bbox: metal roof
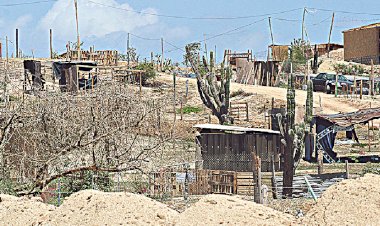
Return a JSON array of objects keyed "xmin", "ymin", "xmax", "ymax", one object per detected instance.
[
  {"xmin": 193, "ymin": 124, "xmax": 280, "ymax": 135},
  {"xmin": 315, "ymin": 108, "xmax": 380, "ymax": 127},
  {"xmin": 343, "ymin": 22, "xmax": 380, "ymax": 33}
]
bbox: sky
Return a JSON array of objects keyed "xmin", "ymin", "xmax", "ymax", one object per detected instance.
[{"xmin": 1, "ymin": 0, "xmax": 380, "ymax": 63}]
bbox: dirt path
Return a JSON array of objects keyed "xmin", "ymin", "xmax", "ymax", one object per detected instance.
[{"xmin": 158, "ymin": 74, "xmax": 380, "ymax": 118}]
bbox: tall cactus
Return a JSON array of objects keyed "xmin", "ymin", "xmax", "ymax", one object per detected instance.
[
  {"xmin": 185, "ymin": 43, "xmax": 232, "ymax": 124},
  {"xmin": 305, "ymin": 79, "xmax": 314, "ymax": 125},
  {"xmin": 283, "ymin": 73, "xmax": 296, "ymax": 198}
]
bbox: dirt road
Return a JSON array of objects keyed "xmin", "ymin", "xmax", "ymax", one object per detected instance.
[{"xmin": 158, "ymin": 74, "xmax": 380, "ymax": 118}]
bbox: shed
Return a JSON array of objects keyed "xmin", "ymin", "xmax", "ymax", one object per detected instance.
[
  {"xmin": 52, "ymin": 61, "xmax": 98, "ymax": 92},
  {"xmin": 194, "ymin": 124, "xmax": 283, "ymax": 172},
  {"xmin": 310, "ymin": 108, "xmax": 380, "ymax": 163},
  {"xmin": 343, "ymin": 22, "xmax": 380, "ymax": 64}
]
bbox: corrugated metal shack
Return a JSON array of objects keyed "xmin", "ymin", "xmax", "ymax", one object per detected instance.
[{"xmin": 194, "ymin": 124, "xmax": 283, "ymax": 172}]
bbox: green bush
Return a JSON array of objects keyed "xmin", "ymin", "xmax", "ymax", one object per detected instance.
[
  {"xmin": 178, "ymin": 105, "xmax": 202, "ymax": 114},
  {"xmin": 135, "ymin": 62, "xmax": 156, "ymax": 85},
  {"xmin": 361, "ymin": 163, "xmax": 380, "ymax": 175},
  {"xmin": 0, "ymin": 179, "xmax": 17, "ymax": 195}
]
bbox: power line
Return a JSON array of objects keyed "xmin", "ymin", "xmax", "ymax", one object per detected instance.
[
  {"xmin": 87, "ymin": 0, "xmax": 302, "ymax": 20},
  {"xmin": 130, "ymin": 33, "xmax": 160, "ymax": 41},
  {"xmin": 0, "ymin": 0, "xmax": 57, "ymax": 7},
  {"xmin": 307, "ymin": 7, "xmax": 380, "ymax": 16}
]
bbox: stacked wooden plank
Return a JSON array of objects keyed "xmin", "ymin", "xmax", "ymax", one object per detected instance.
[{"xmin": 236, "ymin": 172, "xmax": 254, "ymax": 195}]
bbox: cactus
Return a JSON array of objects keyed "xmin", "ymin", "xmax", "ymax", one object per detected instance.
[
  {"xmin": 305, "ymin": 79, "xmax": 314, "ymax": 125},
  {"xmin": 185, "ymin": 43, "xmax": 232, "ymax": 124}
]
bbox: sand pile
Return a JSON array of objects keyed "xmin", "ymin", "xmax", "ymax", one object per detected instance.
[
  {"xmin": 0, "ymin": 194, "xmax": 55, "ymax": 225},
  {"xmin": 175, "ymin": 194, "xmax": 295, "ymax": 226},
  {"xmin": 40, "ymin": 190, "xmax": 179, "ymax": 225},
  {"xmin": 302, "ymin": 173, "xmax": 380, "ymax": 226}
]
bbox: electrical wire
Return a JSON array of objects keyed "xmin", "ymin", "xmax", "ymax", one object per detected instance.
[
  {"xmin": 87, "ymin": 0, "xmax": 302, "ymax": 21},
  {"xmin": 0, "ymin": 0, "xmax": 57, "ymax": 7},
  {"xmin": 307, "ymin": 7, "xmax": 380, "ymax": 16}
]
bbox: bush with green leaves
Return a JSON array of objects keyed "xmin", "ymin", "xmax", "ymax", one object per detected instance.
[
  {"xmin": 135, "ymin": 62, "xmax": 156, "ymax": 85},
  {"xmin": 177, "ymin": 105, "xmax": 202, "ymax": 114}
]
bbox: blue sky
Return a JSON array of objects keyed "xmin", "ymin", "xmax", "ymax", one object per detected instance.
[{"xmin": 1, "ymin": 0, "xmax": 380, "ymax": 62}]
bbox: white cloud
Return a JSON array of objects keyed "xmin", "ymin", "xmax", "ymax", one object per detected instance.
[
  {"xmin": 38, "ymin": 0, "xmax": 159, "ymax": 41},
  {"xmin": 13, "ymin": 15, "xmax": 33, "ymax": 29}
]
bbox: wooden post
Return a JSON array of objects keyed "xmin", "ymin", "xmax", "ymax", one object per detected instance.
[
  {"xmin": 15, "ymin": 28, "xmax": 19, "ymax": 58},
  {"xmin": 345, "ymin": 160, "xmax": 349, "ymax": 179},
  {"xmin": 327, "ymin": 12, "xmax": 335, "ymax": 58},
  {"xmin": 74, "ymin": 0, "xmax": 81, "ymax": 61},
  {"xmin": 6, "ymin": 36, "xmax": 8, "ymax": 64},
  {"xmin": 318, "ymin": 150, "xmax": 324, "ymax": 174},
  {"xmin": 127, "ymin": 33, "xmax": 130, "ymax": 69},
  {"xmin": 252, "ymin": 153, "xmax": 262, "ymax": 204},
  {"xmin": 360, "ymin": 80, "xmax": 363, "ymax": 100},
  {"xmin": 173, "ymin": 72, "xmax": 176, "ymax": 122},
  {"xmin": 180, "ymin": 97, "xmax": 183, "ymax": 121},
  {"xmin": 139, "ymin": 72, "xmax": 142, "ymax": 96},
  {"xmin": 368, "ymin": 121, "xmax": 371, "ymax": 152},
  {"xmin": 50, "ymin": 29, "xmax": 53, "ymax": 59},
  {"xmin": 246, "ymin": 102, "xmax": 249, "ymax": 122},
  {"xmin": 0, "ymin": 41, "xmax": 2, "ymax": 59},
  {"xmin": 271, "ymin": 155, "xmax": 278, "ymax": 199},
  {"xmin": 161, "ymin": 37, "xmax": 164, "ymax": 71},
  {"xmin": 370, "ymin": 59, "xmax": 374, "ymax": 96}
]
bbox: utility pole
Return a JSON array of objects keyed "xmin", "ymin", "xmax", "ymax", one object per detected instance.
[
  {"xmin": 203, "ymin": 34, "xmax": 208, "ymax": 62},
  {"xmin": 127, "ymin": 32, "xmax": 130, "ymax": 68},
  {"xmin": 268, "ymin": 17, "xmax": 275, "ymax": 60},
  {"xmin": 74, "ymin": 0, "xmax": 81, "ymax": 61},
  {"xmin": 50, "ymin": 29, "xmax": 53, "ymax": 59},
  {"xmin": 6, "ymin": 36, "xmax": 8, "ymax": 64},
  {"xmin": 327, "ymin": 12, "xmax": 335, "ymax": 58},
  {"xmin": 161, "ymin": 37, "xmax": 164, "ymax": 71},
  {"xmin": 301, "ymin": 7, "xmax": 306, "ymax": 42},
  {"xmin": 15, "ymin": 29, "xmax": 19, "ymax": 58}
]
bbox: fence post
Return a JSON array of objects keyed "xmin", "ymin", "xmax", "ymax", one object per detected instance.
[
  {"xmin": 252, "ymin": 153, "xmax": 262, "ymax": 204},
  {"xmin": 180, "ymin": 97, "xmax": 183, "ymax": 121},
  {"xmin": 57, "ymin": 178, "xmax": 61, "ymax": 206},
  {"xmin": 345, "ymin": 160, "xmax": 349, "ymax": 179},
  {"xmin": 245, "ymin": 102, "xmax": 249, "ymax": 121},
  {"xmin": 318, "ymin": 150, "xmax": 324, "ymax": 175},
  {"xmin": 271, "ymin": 155, "xmax": 278, "ymax": 199}
]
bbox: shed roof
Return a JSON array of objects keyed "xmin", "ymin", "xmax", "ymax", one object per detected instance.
[
  {"xmin": 315, "ymin": 107, "xmax": 380, "ymax": 128},
  {"xmin": 193, "ymin": 124, "xmax": 280, "ymax": 134},
  {"xmin": 343, "ymin": 22, "xmax": 380, "ymax": 33}
]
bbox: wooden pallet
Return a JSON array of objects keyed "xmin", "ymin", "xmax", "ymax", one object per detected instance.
[{"xmin": 236, "ymin": 172, "xmax": 254, "ymax": 195}]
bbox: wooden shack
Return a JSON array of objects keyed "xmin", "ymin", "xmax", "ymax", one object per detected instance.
[
  {"xmin": 343, "ymin": 22, "xmax": 380, "ymax": 64},
  {"xmin": 194, "ymin": 124, "xmax": 283, "ymax": 172}
]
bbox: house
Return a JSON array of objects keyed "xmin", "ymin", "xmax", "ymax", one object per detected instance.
[
  {"xmin": 315, "ymin": 43, "xmax": 344, "ymax": 56},
  {"xmin": 194, "ymin": 124, "xmax": 283, "ymax": 172},
  {"xmin": 343, "ymin": 23, "xmax": 380, "ymax": 64},
  {"xmin": 60, "ymin": 49, "xmax": 119, "ymax": 66},
  {"xmin": 269, "ymin": 44, "xmax": 289, "ymax": 61}
]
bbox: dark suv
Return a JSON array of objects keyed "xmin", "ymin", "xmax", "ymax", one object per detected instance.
[{"xmin": 312, "ymin": 73, "xmax": 353, "ymax": 94}]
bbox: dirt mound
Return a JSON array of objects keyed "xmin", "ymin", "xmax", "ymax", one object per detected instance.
[
  {"xmin": 0, "ymin": 194, "xmax": 55, "ymax": 225},
  {"xmin": 40, "ymin": 190, "xmax": 179, "ymax": 225},
  {"xmin": 175, "ymin": 194, "xmax": 296, "ymax": 226},
  {"xmin": 302, "ymin": 173, "xmax": 380, "ymax": 225}
]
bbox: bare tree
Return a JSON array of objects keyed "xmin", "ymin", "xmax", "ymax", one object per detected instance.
[{"xmin": 1, "ymin": 81, "xmax": 173, "ymax": 194}]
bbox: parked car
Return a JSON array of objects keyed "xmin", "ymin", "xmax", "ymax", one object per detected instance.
[{"xmin": 312, "ymin": 73, "xmax": 353, "ymax": 94}]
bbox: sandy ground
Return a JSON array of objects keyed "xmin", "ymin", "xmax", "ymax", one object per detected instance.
[
  {"xmin": 301, "ymin": 173, "xmax": 380, "ymax": 226},
  {"xmin": 175, "ymin": 194, "xmax": 296, "ymax": 226},
  {"xmin": 1, "ymin": 174, "xmax": 379, "ymax": 225}
]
